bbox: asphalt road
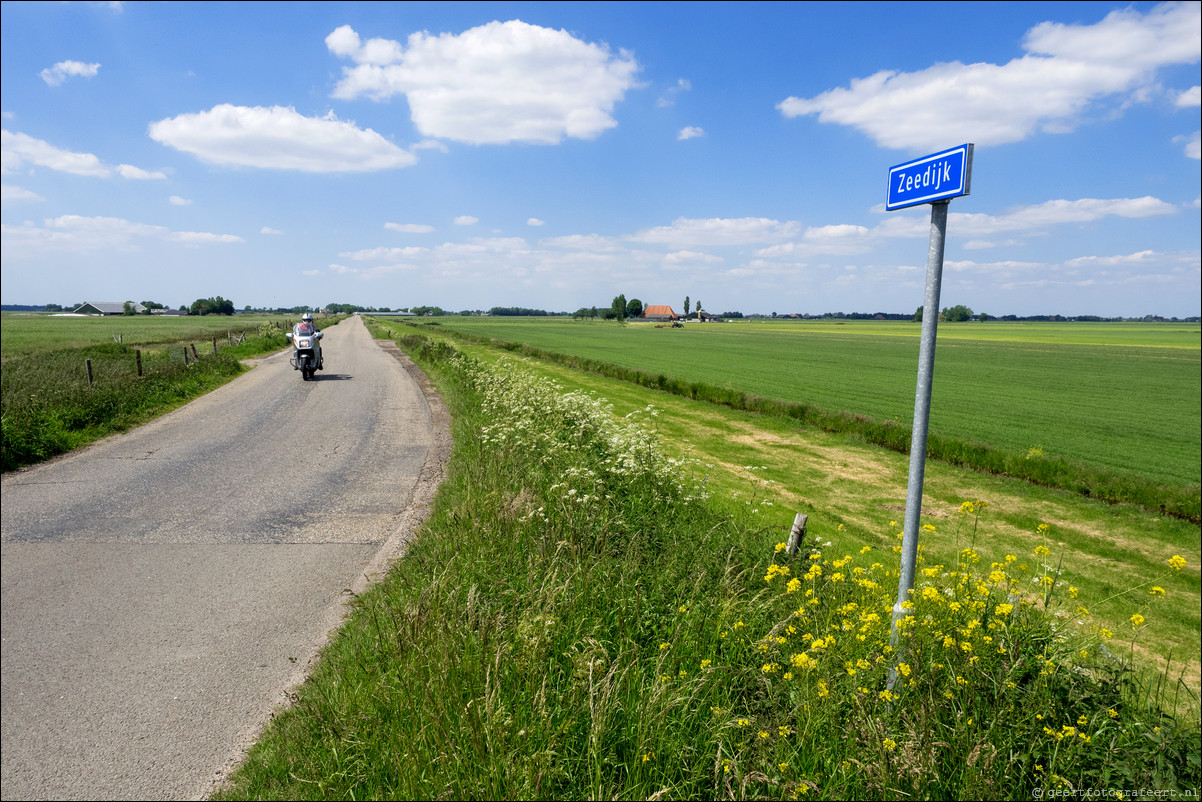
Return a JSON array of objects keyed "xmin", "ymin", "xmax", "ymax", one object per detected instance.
[{"xmin": 1, "ymin": 316, "xmax": 449, "ymax": 800}]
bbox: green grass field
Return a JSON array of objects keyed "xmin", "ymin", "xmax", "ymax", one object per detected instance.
[
  {"xmin": 0, "ymin": 311, "xmax": 296, "ymax": 358},
  {"xmin": 426, "ymin": 318, "xmax": 1201, "ymax": 490}
]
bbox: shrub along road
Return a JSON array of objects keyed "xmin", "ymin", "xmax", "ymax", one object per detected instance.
[{"xmin": 0, "ymin": 316, "xmax": 449, "ymax": 800}]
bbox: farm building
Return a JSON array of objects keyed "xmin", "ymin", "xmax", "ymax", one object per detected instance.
[
  {"xmin": 72, "ymin": 302, "xmax": 146, "ymax": 316},
  {"xmin": 641, "ymin": 305, "xmax": 679, "ymax": 322}
]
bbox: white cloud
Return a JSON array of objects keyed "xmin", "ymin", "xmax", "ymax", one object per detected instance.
[
  {"xmin": 964, "ymin": 239, "xmax": 1023, "ymax": 250},
  {"xmin": 526, "ymin": 217, "xmax": 545, "ymax": 227},
  {"xmin": 756, "ymin": 224, "xmax": 876, "ymax": 257},
  {"xmin": 261, "ymin": 226, "xmax": 283, "ymax": 235},
  {"xmin": 661, "ymin": 250, "xmax": 724, "ymax": 271},
  {"xmin": 168, "ymin": 195, "xmax": 191, "ymax": 206},
  {"xmin": 1176, "ymin": 130, "xmax": 1201, "ymax": 159},
  {"xmin": 148, "ymin": 105, "xmax": 417, "ymax": 172},
  {"xmin": 339, "ymin": 245, "xmax": 427, "ymax": 261},
  {"xmin": 1176, "ymin": 85, "xmax": 1202, "ymax": 107},
  {"xmin": 385, "ymin": 222, "xmax": 435, "ymax": 233},
  {"xmin": 2, "ymin": 130, "xmax": 165, "ymax": 179},
  {"xmin": 39, "ymin": 61, "xmax": 100, "ymax": 87},
  {"xmin": 1, "ymin": 185, "xmax": 44, "ymax": 204},
  {"xmin": 677, "ymin": 126, "xmax": 704, "ymax": 141},
  {"xmin": 657, "ymin": 78, "xmax": 691, "ymax": 108},
  {"xmin": 115, "ymin": 164, "xmax": 166, "ymax": 179},
  {"xmin": 2, "ymin": 129, "xmax": 150, "ymax": 178},
  {"xmin": 453, "ymin": 215, "xmax": 479, "ymax": 226},
  {"xmin": 950, "ymin": 196, "xmax": 1177, "ymax": 235},
  {"xmin": 778, "ymin": 2, "xmax": 1201, "ymax": 150},
  {"xmin": 327, "ymin": 21, "xmax": 640, "ymax": 145},
  {"xmin": 629, "ymin": 216, "xmax": 801, "ymax": 247},
  {"xmin": 1, "ymin": 214, "xmax": 242, "ymax": 257}
]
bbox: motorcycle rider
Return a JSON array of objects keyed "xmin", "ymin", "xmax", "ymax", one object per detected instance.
[{"xmin": 293, "ymin": 312, "xmax": 323, "ymax": 370}]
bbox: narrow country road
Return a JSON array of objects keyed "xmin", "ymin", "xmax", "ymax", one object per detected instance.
[{"xmin": 1, "ymin": 316, "xmax": 448, "ymax": 800}]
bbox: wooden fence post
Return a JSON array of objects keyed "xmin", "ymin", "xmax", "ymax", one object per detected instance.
[
  {"xmin": 136, "ymin": 349, "xmax": 143, "ymax": 377},
  {"xmin": 191, "ymin": 343, "xmax": 199, "ymax": 360},
  {"xmin": 86, "ymin": 358, "xmax": 94, "ymax": 388},
  {"xmin": 212, "ymin": 338, "xmax": 218, "ymax": 355},
  {"xmin": 183, "ymin": 346, "xmax": 189, "ymax": 365},
  {"xmin": 786, "ymin": 513, "xmax": 808, "ymax": 556}
]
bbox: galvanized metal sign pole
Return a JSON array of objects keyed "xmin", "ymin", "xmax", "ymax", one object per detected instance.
[{"xmin": 884, "ymin": 144, "xmax": 973, "ymax": 687}]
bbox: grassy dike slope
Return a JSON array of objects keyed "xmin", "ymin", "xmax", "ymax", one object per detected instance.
[{"xmin": 215, "ymin": 323, "xmax": 1200, "ymax": 801}]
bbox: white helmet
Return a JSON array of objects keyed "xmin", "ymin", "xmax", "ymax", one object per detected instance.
[{"xmin": 301, "ymin": 313, "xmax": 313, "ymax": 322}]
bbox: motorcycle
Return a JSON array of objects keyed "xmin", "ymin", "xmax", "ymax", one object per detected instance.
[{"xmin": 286, "ymin": 325, "xmax": 323, "ymax": 381}]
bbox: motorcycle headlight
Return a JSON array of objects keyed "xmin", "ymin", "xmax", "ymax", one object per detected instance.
[{"xmin": 297, "ymin": 337, "xmax": 311, "ymax": 348}]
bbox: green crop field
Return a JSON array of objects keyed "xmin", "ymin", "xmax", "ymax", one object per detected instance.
[
  {"xmin": 0, "ymin": 311, "xmax": 297, "ymax": 358},
  {"xmin": 2, "ymin": 310, "xmax": 310, "ymax": 358},
  {"xmin": 424, "ymin": 317, "xmax": 1201, "ymax": 490}
]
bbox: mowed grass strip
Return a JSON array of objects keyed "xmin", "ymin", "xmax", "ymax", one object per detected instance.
[{"xmin": 429, "ymin": 317, "xmax": 1201, "ymax": 490}]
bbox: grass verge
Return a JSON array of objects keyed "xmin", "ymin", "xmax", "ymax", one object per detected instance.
[{"xmin": 214, "ymin": 329, "xmax": 1200, "ymax": 800}]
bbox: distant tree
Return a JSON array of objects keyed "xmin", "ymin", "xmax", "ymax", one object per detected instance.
[
  {"xmin": 626, "ymin": 298, "xmax": 643, "ymax": 318},
  {"xmin": 942, "ymin": 304, "xmax": 973, "ymax": 322},
  {"xmin": 914, "ymin": 306, "xmax": 923, "ymax": 322},
  {"xmin": 45, "ymin": 303, "xmax": 64, "ymax": 312},
  {"xmin": 123, "ymin": 301, "xmax": 136, "ymax": 316},
  {"xmin": 978, "ymin": 311, "xmax": 991, "ymax": 322},
  {"xmin": 190, "ymin": 296, "xmax": 235, "ymax": 315},
  {"xmin": 684, "ymin": 296, "xmax": 691, "ymax": 316},
  {"xmin": 611, "ymin": 294, "xmax": 627, "ymax": 321}
]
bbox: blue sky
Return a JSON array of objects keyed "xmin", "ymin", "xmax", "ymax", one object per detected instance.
[{"xmin": 2, "ymin": 1, "xmax": 1199, "ymax": 316}]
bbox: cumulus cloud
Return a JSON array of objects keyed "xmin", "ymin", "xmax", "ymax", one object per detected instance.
[
  {"xmin": 526, "ymin": 217, "xmax": 545, "ymax": 227},
  {"xmin": 453, "ymin": 215, "xmax": 479, "ymax": 226},
  {"xmin": 385, "ymin": 222, "xmax": 435, "ymax": 233},
  {"xmin": 168, "ymin": 195, "xmax": 191, "ymax": 206},
  {"xmin": 39, "ymin": 60, "xmax": 100, "ymax": 87},
  {"xmin": 326, "ymin": 21, "xmax": 640, "ymax": 145},
  {"xmin": 1, "ymin": 214, "xmax": 242, "ymax": 257},
  {"xmin": 677, "ymin": 126, "xmax": 704, "ymax": 141},
  {"xmin": 778, "ymin": 2, "xmax": 1201, "ymax": 149},
  {"xmin": 148, "ymin": 105, "xmax": 417, "ymax": 172},
  {"xmin": 2, "ymin": 129, "xmax": 164, "ymax": 178},
  {"xmin": 261, "ymin": 226, "xmax": 283, "ymax": 235}
]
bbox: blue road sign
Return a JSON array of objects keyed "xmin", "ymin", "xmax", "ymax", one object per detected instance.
[{"xmin": 886, "ymin": 144, "xmax": 973, "ymax": 211}]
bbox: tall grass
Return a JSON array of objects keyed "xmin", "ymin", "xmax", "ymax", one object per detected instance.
[{"xmin": 215, "ymin": 330, "xmax": 1200, "ymax": 801}]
